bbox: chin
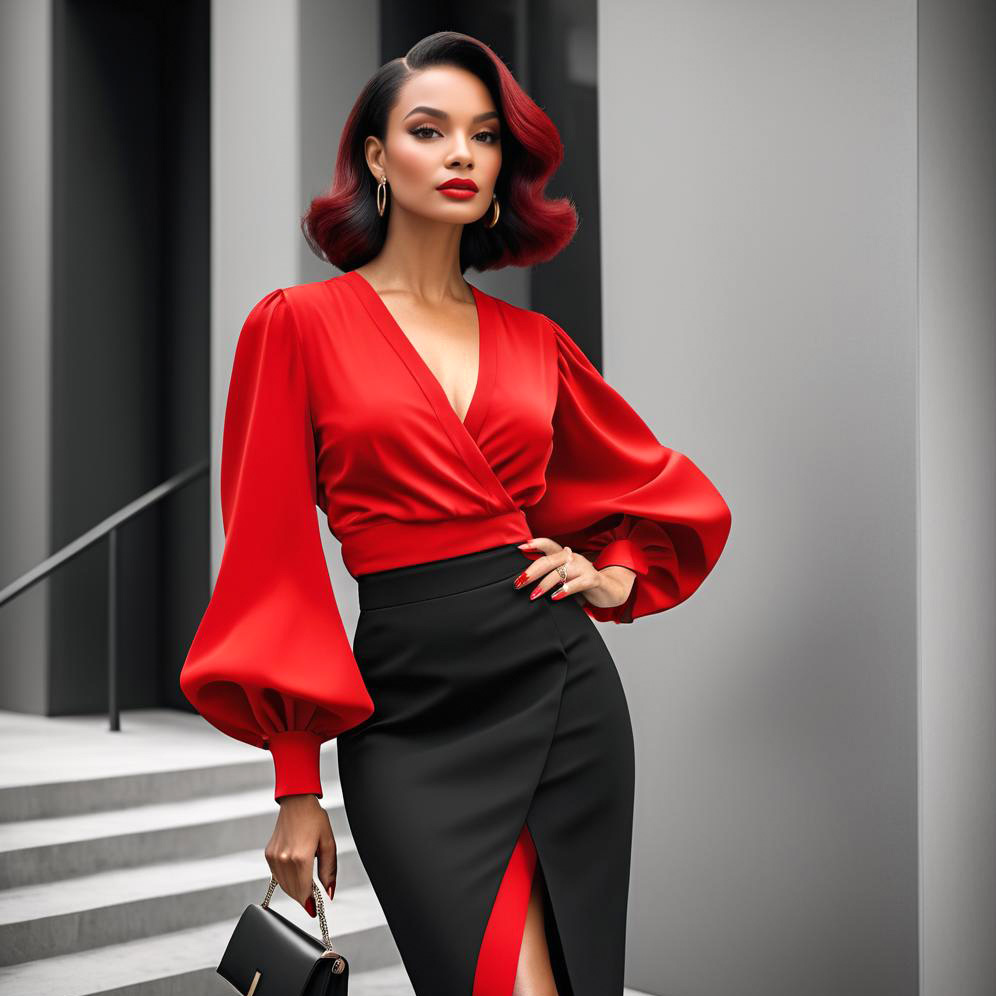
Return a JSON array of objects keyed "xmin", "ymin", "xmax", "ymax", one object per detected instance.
[{"xmin": 420, "ymin": 204, "xmax": 485, "ymax": 225}]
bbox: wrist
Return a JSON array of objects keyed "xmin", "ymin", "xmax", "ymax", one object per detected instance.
[
  {"xmin": 597, "ymin": 565, "xmax": 638, "ymax": 608},
  {"xmin": 277, "ymin": 792, "xmax": 321, "ymax": 806},
  {"xmin": 598, "ymin": 565, "xmax": 637, "ymax": 584}
]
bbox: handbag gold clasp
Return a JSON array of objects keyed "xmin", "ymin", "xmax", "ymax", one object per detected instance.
[{"xmin": 320, "ymin": 950, "xmax": 346, "ymax": 973}]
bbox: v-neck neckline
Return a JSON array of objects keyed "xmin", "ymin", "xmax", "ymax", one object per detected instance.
[
  {"xmin": 345, "ymin": 268, "xmax": 492, "ymax": 435},
  {"xmin": 340, "ymin": 268, "xmax": 517, "ymax": 513}
]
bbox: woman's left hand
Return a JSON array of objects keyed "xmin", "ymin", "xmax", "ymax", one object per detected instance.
[{"xmin": 513, "ymin": 537, "xmax": 636, "ymax": 611}]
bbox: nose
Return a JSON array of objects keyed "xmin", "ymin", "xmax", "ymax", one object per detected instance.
[{"xmin": 446, "ymin": 129, "xmax": 474, "ymax": 169}]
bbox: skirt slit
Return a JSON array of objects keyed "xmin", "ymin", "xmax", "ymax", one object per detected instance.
[
  {"xmin": 528, "ymin": 820, "xmax": 577, "ymax": 996},
  {"xmin": 471, "ymin": 823, "xmax": 537, "ymax": 996}
]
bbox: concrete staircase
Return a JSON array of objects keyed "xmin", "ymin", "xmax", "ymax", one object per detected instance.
[
  {"xmin": 0, "ymin": 708, "xmax": 653, "ymax": 996},
  {"xmin": 0, "ymin": 708, "xmax": 409, "ymax": 995}
]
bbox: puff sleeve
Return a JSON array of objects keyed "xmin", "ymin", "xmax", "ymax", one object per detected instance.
[
  {"xmin": 180, "ymin": 289, "xmax": 374, "ymax": 801},
  {"xmin": 524, "ymin": 317, "xmax": 732, "ymax": 624}
]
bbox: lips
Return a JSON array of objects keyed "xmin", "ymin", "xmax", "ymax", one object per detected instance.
[{"xmin": 436, "ymin": 178, "xmax": 478, "ymax": 192}]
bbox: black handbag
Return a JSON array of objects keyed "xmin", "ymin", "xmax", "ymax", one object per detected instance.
[{"xmin": 217, "ymin": 874, "xmax": 349, "ymax": 995}]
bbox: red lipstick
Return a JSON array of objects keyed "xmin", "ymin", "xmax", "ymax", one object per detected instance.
[{"xmin": 436, "ymin": 177, "xmax": 478, "ymax": 200}]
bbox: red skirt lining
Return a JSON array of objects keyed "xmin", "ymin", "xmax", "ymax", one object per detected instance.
[{"xmin": 471, "ymin": 822, "xmax": 538, "ymax": 996}]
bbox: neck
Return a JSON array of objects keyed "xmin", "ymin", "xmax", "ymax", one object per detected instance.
[{"xmin": 359, "ymin": 205, "xmax": 472, "ymax": 304}]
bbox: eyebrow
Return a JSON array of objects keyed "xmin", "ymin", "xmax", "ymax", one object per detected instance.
[{"xmin": 402, "ymin": 105, "xmax": 500, "ymax": 124}]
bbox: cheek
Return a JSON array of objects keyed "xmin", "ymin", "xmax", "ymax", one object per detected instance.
[
  {"xmin": 477, "ymin": 144, "xmax": 501, "ymax": 189},
  {"xmin": 391, "ymin": 142, "xmax": 436, "ymax": 185}
]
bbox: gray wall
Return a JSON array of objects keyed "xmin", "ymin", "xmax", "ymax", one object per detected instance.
[
  {"xmin": 0, "ymin": 0, "xmax": 53, "ymax": 712},
  {"xmin": 918, "ymin": 0, "xmax": 996, "ymax": 993},
  {"xmin": 299, "ymin": 0, "xmax": 380, "ymax": 287},
  {"xmin": 599, "ymin": 2, "xmax": 920, "ymax": 994}
]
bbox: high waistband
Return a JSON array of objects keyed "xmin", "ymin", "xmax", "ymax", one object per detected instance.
[{"xmin": 357, "ymin": 542, "xmax": 531, "ymax": 612}]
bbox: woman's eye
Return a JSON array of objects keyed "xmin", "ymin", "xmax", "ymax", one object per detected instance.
[{"xmin": 409, "ymin": 125, "xmax": 499, "ymax": 143}]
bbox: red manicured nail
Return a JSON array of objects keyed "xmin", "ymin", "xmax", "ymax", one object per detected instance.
[
  {"xmin": 551, "ymin": 587, "xmax": 566, "ymax": 600},
  {"xmin": 513, "ymin": 571, "xmax": 528, "ymax": 588},
  {"xmin": 530, "ymin": 587, "xmax": 543, "ymax": 600}
]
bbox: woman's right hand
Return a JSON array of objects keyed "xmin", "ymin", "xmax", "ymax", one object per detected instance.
[{"xmin": 265, "ymin": 793, "xmax": 338, "ymax": 916}]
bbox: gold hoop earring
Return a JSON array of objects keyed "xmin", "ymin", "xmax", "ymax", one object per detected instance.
[
  {"xmin": 376, "ymin": 175, "xmax": 388, "ymax": 217},
  {"xmin": 484, "ymin": 194, "xmax": 499, "ymax": 229}
]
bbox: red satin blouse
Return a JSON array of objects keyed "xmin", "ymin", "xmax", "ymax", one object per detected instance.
[{"xmin": 180, "ymin": 269, "xmax": 731, "ymax": 800}]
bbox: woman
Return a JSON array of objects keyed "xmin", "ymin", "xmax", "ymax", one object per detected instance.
[{"xmin": 181, "ymin": 30, "xmax": 731, "ymax": 996}]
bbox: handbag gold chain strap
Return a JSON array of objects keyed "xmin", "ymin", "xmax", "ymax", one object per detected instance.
[{"xmin": 260, "ymin": 874, "xmax": 346, "ymax": 973}]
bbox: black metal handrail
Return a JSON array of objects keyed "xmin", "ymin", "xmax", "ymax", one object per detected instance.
[{"xmin": 0, "ymin": 458, "xmax": 210, "ymax": 731}]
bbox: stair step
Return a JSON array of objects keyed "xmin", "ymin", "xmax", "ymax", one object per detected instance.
[
  {"xmin": 0, "ymin": 784, "xmax": 351, "ymax": 889},
  {"xmin": 0, "ymin": 838, "xmax": 369, "ymax": 966},
  {"xmin": 0, "ymin": 884, "xmax": 400, "ymax": 996},
  {"xmin": 0, "ymin": 709, "xmax": 342, "ymax": 821},
  {"xmin": 345, "ymin": 963, "xmax": 416, "ymax": 995}
]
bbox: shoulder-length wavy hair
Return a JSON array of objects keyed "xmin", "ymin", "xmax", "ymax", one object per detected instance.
[{"xmin": 301, "ymin": 31, "xmax": 578, "ymax": 273}]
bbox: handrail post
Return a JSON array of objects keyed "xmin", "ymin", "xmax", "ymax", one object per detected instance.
[{"xmin": 108, "ymin": 527, "xmax": 120, "ymax": 731}]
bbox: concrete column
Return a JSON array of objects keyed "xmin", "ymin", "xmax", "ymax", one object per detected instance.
[
  {"xmin": 918, "ymin": 1, "xmax": 996, "ymax": 992},
  {"xmin": 0, "ymin": 0, "xmax": 53, "ymax": 713}
]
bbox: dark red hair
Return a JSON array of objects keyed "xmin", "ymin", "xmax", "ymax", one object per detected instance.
[{"xmin": 301, "ymin": 31, "xmax": 578, "ymax": 273}]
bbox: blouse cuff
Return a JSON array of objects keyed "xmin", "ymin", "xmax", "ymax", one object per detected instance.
[
  {"xmin": 593, "ymin": 539, "xmax": 649, "ymax": 576},
  {"xmin": 267, "ymin": 730, "xmax": 324, "ymax": 801}
]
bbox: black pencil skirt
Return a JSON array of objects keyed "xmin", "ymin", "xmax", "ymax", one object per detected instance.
[{"xmin": 336, "ymin": 541, "xmax": 636, "ymax": 996}]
